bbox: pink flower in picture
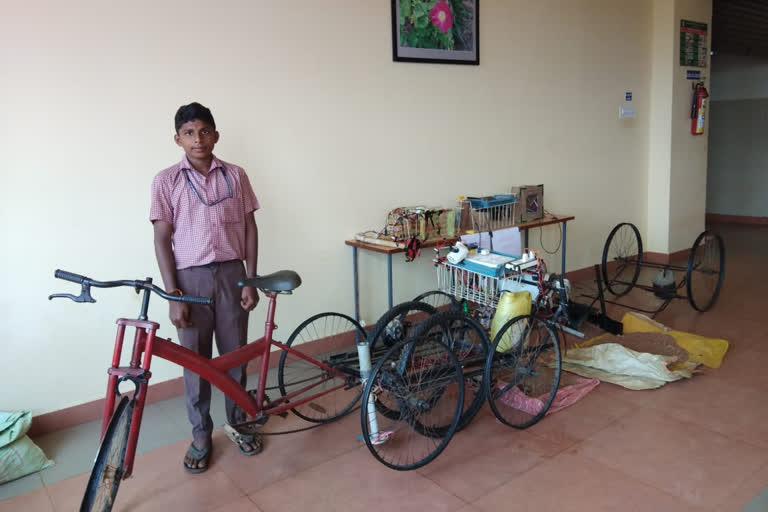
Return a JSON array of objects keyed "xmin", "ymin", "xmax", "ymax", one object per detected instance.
[{"xmin": 430, "ymin": 1, "xmax": 453, "ymax": 34}]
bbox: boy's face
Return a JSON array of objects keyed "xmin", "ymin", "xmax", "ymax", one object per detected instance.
[{"xmin": 175, "ymin": 119, "xmax": 219, "ymax": 161}]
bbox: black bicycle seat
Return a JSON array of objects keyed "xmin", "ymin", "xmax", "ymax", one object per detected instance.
[{"xmin": 239, "ymin": 270, "xmax": 302, "ymax": 293}]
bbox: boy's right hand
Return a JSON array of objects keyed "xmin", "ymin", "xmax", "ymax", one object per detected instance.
[{"xmin": 170, "ymin": 301, "xmax": 193, "ymax": 328}]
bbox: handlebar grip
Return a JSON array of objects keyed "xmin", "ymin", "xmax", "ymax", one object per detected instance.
[
  {"xmin": 179, "ymin": 295, "xmax": 213, "ymax": 305},
  {"xmin": 55, "ymin": 269, "xmax": 88, "ymax": 284}
]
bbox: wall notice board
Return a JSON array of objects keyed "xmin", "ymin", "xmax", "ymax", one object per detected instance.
[{"xmin": 680, "ymin": 19, "xmax": 708, "ymax": 68}]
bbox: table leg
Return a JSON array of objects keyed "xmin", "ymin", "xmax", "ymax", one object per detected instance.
[
  {"xmin": 353, "ymin": 246, "xmax": 360, "ymax": 323},
  {"xmin": 561, "ymin": 221, "xmax": 567, "ymax": 275},
  {"xmin": 387, "ymin": 253, "xmax": 393, "ymax": 310}
]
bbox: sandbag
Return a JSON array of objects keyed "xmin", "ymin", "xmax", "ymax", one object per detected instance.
[
  {"xmin": 560, "ymin": 343, "xmax": 697, "ymax": 390},
  {"xmin": 621, "ymin": 312, "xmax": 729, "ymax": 369},
  {"xmin": 0, "ymin": 411, "xmax": 54, "ymax": 484}
]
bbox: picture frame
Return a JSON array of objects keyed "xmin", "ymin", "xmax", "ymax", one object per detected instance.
[{"xmin": 391, "ymin": 0, "xmax": 479, "ymax": 65}]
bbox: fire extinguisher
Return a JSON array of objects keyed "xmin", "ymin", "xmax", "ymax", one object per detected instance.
[{"xmin": 690, "ymin": 82, "xmax": 709, "ymax": 136}]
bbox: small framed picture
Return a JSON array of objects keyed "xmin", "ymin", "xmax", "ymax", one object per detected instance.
[{"xmin": 391, "ymin": 0, "xmax": 479, "ymax": 65}]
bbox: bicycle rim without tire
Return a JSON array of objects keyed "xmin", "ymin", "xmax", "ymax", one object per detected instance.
[
  {"xmin": 360, "ymin": 335, "xmax": 464, "ymax": 471},
  {"xmin": 278, "ymin": 312, "xmax": 367, "ymax": 423},
  {"xmin": 486, "ymin": 315, "xmax": 562, "ymax": 429},
  {"xmin": 80, "ymin": 396, "xmax": 132, "ymax": 512}
]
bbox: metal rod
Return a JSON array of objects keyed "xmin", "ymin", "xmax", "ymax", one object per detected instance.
[
  {"xmin": 387, "ymin": 254, "xmax": 393, "ymax": 309},
  {"xmin": 353, "ymin": 246, "xmax": 359, "ymax": 323},
  {"xmin": 561, "ymin": 221, "xmax": 567, "ymax": 274}
]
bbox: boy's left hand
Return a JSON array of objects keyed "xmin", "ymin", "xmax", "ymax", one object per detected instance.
[{"xmin": 241, "ymin": 286, "xmax": 259, "ymax": 311}]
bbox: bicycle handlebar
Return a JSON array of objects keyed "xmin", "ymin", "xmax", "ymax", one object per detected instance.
[{"xmin": 50, "ymin": 269, "xmax": 212, "ymax": 305}]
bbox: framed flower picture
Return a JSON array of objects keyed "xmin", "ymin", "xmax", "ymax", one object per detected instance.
[{"xmin": 391, "ymin": 0, "xmax": 479, "ymax": 65}]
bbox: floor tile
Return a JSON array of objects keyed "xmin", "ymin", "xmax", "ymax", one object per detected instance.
[
  {"xmin": 643, "ymin": 375, "xmax": 768, "ymax": 449},
  {"xmin": 422, "ymin": 434, "xmax": 543, "ymax": 502},
  {"xmin": 712, "ymin": 461, "xmax": 768, "ymax": 512},
  {"xmin": 249, "ymin": 448, "xmax": 466, "ymax": 512},
  {"xmin": 473, "ymin": 451, "xmax": 705, "ymax": 512},
  {"xmin": 209, "ymin": 496, "xmax": 262, "ymax": 512},
  {"xmin": 35, "ymin": 419, "xmax": 102, "ymax": 485},
  {"xmin": 523, "ymin": 383, "xmax": 634, "ymax": 447},
  {"xmin": 0, "ymin": 472, "xmax": 44, "ymax": 502},
  {"xmin": 0, "ymin": 486, "xmax": 53, "ymax": 512},
  {"xmin": 115, "ymin": 470, "xmax": 242, "ymax": 512},
  {"xmin": 742, "ymin": 486, "xmax": 768, "ymax": 512},
  {"xmin": 215, "ymin": 412, "xmax": 362, "ymax": 495},
  {"xmin": 579, "ymin": 407, "xmax": 768, "ymax": 507}
]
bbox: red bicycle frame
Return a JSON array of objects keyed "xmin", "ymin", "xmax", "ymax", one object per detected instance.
[{"xmin": 101, "ymin": 292, "xmax": 350, "ymax": 478}]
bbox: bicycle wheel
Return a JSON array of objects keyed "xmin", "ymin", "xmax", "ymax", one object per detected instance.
[
  {"xmin": 277, "ymin": 312, "xmax": 367, "ymax": 423},
  {"xmin": 368, "ymin": 301, "xmax": 438, "ymax": 356},
  {"xmin": 601, "ymin": 222, "xmax": 643, "ymax": 297},
  {"xmin": 365, "ymin": 301, "xmax": 439, "ymax": 421},
  {"xmin": 80, "ymin": 396, "xmax": 133, "ymax": 512},
  {"xmin": 485, "ymin": 315, "xmax": 562, "ymax": 429},
  {"xmin": 360, "ymin": 334, "xmax": 464, "ymax": 471},
  {"xmin": 686, "ymin": 231, "xmax": 725, "ymax": 312},
  {"xmin": 408, "ymin": 310, "xmax": 489, "ymax": 431},
  {"xmin": 412, "ymin": 290, "xmax": 460, "ymax": 313}
]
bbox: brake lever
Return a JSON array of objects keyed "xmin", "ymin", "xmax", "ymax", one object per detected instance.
[{"xmin": 48, "ymin": 282, "xmax": 96, "ymax": 303}]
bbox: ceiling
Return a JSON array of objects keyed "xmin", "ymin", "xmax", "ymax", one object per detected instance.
[{"xmin": 713, "ymin": 0, "xmax": 768, "ymax": 58}]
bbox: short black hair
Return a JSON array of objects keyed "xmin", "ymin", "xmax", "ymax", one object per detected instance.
[{"xmin": 174, "ymin": 102, "xmax": 216, "ymax": 133}]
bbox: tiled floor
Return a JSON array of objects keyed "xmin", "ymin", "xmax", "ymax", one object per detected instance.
[{"xmin": 2, "ymin": 222, "xmax": 767, "ymax": 511}]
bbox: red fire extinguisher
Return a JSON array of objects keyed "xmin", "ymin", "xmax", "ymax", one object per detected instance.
[{"xmin": 691, "ymin": 82, "xmax": 709, "ymax": 136}]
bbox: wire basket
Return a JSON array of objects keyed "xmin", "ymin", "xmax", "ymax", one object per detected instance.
[
  {"xmin": 470, "ymin": 202, "xmax": 517, "ymax": 232},
  {"xmin": 436, "ymin": 262, "xmax": 502, "ymax": 308}
]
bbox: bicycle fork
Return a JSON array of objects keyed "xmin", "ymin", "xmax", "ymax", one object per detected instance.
[{"xmin": 101, "ymin": 318, "xmax": 159, "ymax": 479}]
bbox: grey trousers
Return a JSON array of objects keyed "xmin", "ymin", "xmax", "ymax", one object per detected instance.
[{"xmin": 176, "ymin": 260, "xmax": 248, "ymax": 444}]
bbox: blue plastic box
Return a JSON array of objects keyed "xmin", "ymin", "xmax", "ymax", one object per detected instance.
[{"xmin": 467, "ymin": 194, "xmax": 517, "ymax": 209}]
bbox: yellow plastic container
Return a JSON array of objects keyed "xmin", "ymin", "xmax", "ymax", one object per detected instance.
[{"xmin": 491, "ymin": 291, "xmax": 532, "ymax": 351}]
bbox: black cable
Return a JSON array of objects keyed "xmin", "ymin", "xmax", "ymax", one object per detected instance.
[
  {"xmin": 538, "ymin": 209, "xmax": 562, "ymax": 255},
  {"xmin": 248, "ymin": 406, "xmax": 362, "ymax": 436}
]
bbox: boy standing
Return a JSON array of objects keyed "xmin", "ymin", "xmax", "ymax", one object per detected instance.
[{"xmin": 150, "ymin": 102, "xmax": 261, "ymax": 473}]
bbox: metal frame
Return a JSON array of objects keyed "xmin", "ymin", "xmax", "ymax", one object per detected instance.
[
  {"xmin": 349, "ymin": 216, "xmax": 572, "ymax": 324},
  {"xmin": 102, "ymin": 292, "xmax": 351, "ymax": 479}
]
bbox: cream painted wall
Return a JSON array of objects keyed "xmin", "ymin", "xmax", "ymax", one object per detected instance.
[
  {"xmin": 646, "ymin": 0, "xmax": 711, "ymax": 253},
  {"xmin": 2, "ymin": 0, "xmax": 654, "ymax": 415},
  {"xmin": 668, "ymin": 0, "xmax": 711, "ymax": 252},
  {"xmin": 647, "ymin": 0, "xmax": 675, "ymax": 253}
]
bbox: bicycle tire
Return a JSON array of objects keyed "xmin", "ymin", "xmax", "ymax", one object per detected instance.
[
  {"xmin": 412, "ymin": 290, "xmax": 460, "ymax": 313},
  {"xmin": 277, "ymin": 312, "xmax": 367, "ymax": 423},
  {"xmin": 80, "ymin": 396, "xmax": 133, "ymax": 512},
  {"xmin": 407, "ymin": 310, "xmax": 489, "ymax": 432},
  {"xmin": 601, "ymin": 222, "xmax": 643, "ymax": 297},
  {"xmin": 485, "ymin": 314, "xmax": 562, "ymax": 429},
  {"xmin": 360, "ymin": 334, "xmax": 464, "ymax": 471},
  {"xmin": 686, "ymin": 231, "xmax": 725, "ymax": 312}
]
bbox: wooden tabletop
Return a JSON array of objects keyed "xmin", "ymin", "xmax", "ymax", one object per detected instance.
[
  {"xmin": 346, "ymin": 214, "xmax": 574, "ymax": 254},
  {"xmin": 345, "ymin": 237, "xmax": 458, "ymax": 254}
]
